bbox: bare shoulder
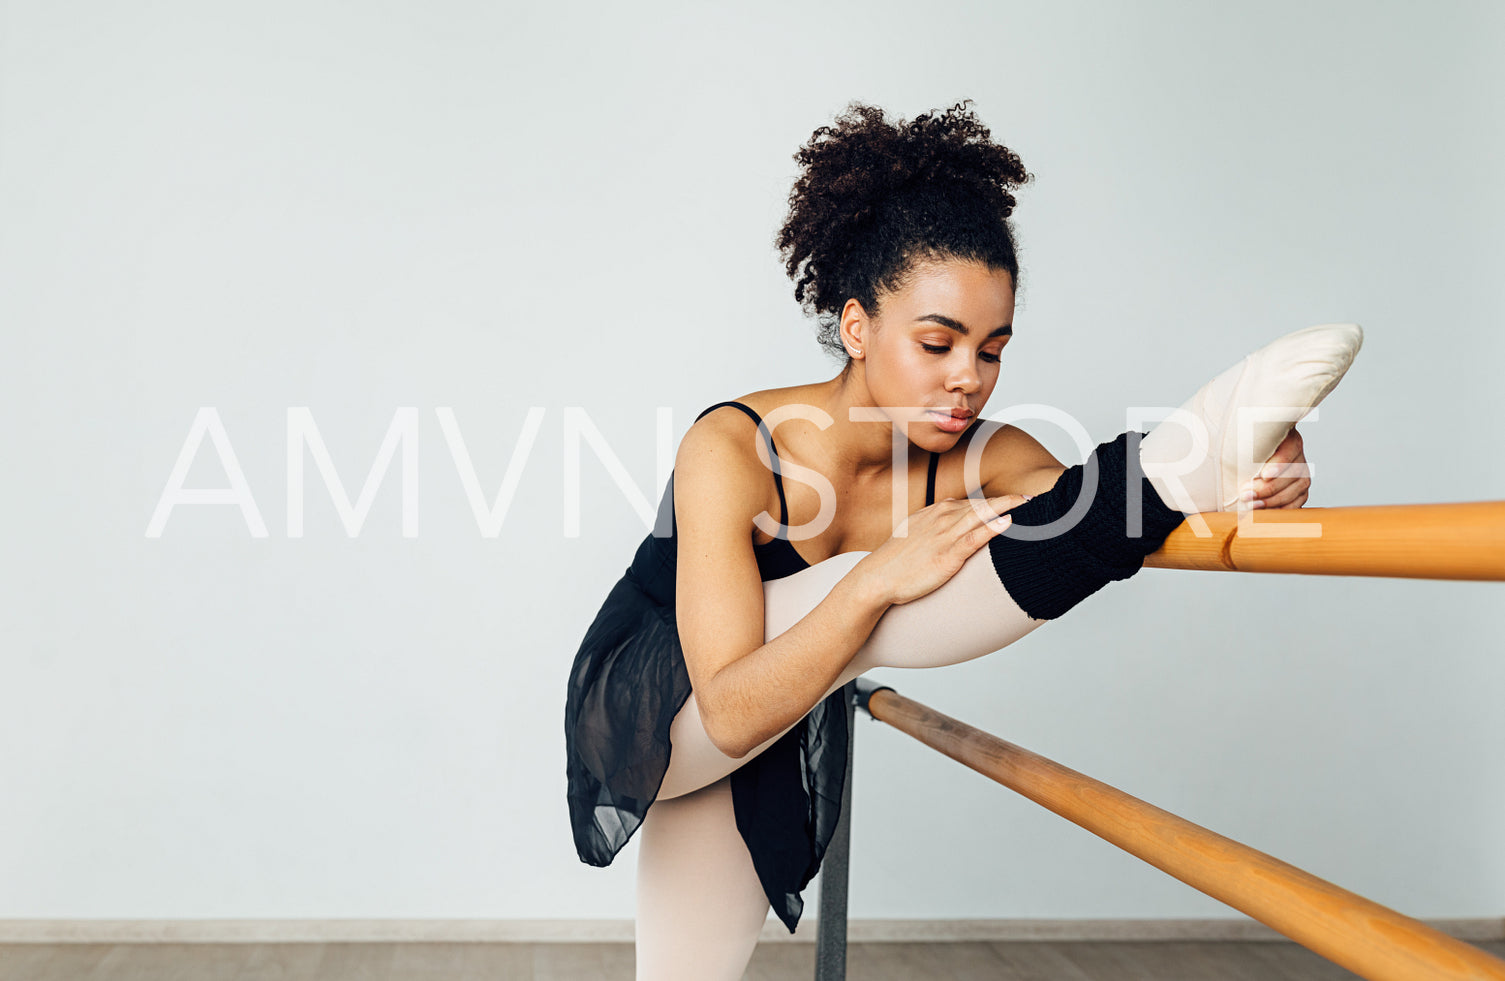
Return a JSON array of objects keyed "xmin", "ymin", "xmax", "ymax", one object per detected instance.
[
  {"xmin": 681, "ymin": 383, "xmax": 827, "ymax": 457},
  {"xmin": 943, "ymin": 421, "xmax": 1068, "ymax": 497},
  {"xmin": 675, "ymin": 405, "xmax": 767, "ymax": 513},
  {"xmin": 675, "ymin": 391, "xmax": 800, "ymax": 521},
  {"xmin": 711, "ymin": 382, "xmax": 829, "ymax": 425}
]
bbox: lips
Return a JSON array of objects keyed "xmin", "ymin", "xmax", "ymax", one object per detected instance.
[{"xmin": 929, "ymin": 409, "xmax": 974, "ymax": 433}]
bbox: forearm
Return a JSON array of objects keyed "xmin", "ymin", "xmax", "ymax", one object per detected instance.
[{"xmin": 697, "ymin": 565, "xmax": 891, "ymax": 759}]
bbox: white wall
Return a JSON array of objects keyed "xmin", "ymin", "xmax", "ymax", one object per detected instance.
[{"xmin": 1, "ymin": 0, "xmax": 1500, "ymax": 924}]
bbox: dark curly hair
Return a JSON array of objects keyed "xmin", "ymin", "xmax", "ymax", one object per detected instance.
[{"xmin": 775, "ymin": 99, "xmax": 1033, "ymax": 362}]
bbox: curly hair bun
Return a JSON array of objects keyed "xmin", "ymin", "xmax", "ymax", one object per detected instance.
[{"xmin": 776, "ymin": 99, "xmax": 1032, "ymax": 360}]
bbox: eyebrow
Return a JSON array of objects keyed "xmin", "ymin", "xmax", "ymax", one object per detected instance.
[{"xmin": 914, "ymin": 313, "xmax": 1012, "ymax": 338}]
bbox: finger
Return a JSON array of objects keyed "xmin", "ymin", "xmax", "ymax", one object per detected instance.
[
  {"xmin": 1250, "ymin": 437, "xmax": 1301, "ymax": 490},
  {"xmin": 1247, "ymin": 453, "xmax": 1311, "ymax": 499},
  {"xmin": 963, "ymin": 494, "xmax": 1029, "ymax": 526},
  {"xmin": 1257, "ymin": 459, "xmax": 1288, "ymax": 482},
  {"xmin": 965, "ymin": 512, "xmax": 1013, "ymax": 550},
  {"xmin": 1265, "ymin": 488, "xmax": 1310, "ymax": 510},
  {"xmin": 1249, "ymin": 474, "xmax": 1283, "ymax": 499},
  {"xmin": 1252, "ymin": 478, "xmax": 1310, "ymax": 510},
  {"xmin": 1255, "ymin": 470, "xmax": 1304, "ymax": 495},
  {"xmin": 1256, "ymin": 491, "xmax": 1309, "ymax": 510},
  {"xmin": 1255, "ymin": 456, "xmax": 1314, "ymax": 495}
]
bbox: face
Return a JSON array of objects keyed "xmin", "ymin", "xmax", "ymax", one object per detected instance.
[{"xmin": 841, "ymin": 257, "xmax": 1015, "ymax": 450}]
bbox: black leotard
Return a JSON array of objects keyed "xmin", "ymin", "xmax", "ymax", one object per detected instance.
[{"xmin": 564, "ymin": 399, "xmax": 939, "ymax": 933}]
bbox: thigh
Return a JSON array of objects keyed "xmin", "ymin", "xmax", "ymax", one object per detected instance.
[
  {"xmin": 657, "ymin": 546, "xmax": 1044, "ymax": 800},
  {"xmin": 657, "ymin": 553, "xmax": 866, "ymax": 800},
  {"xmin": 635, "ymin": 775, "xmax": 769, "ymax": 981},
  {"xmin": 844, "ymin": 543, "xmax": 1047, "ymax": 673}
]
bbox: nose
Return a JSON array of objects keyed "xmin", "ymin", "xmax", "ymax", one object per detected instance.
[{"xmin": 945, "ymin": 353, "xmax": 982, "ymax": 394}]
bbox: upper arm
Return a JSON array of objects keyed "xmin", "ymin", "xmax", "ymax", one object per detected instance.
[
  {"xmin": 975, "ymin": 423, "xmax": 1069, "ymax": 497},
  {"xmin": 672, "ymin": 411, "xmax": 776, "ymax": 704}
]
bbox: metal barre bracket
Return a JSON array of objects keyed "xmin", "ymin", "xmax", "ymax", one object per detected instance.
[{"xmin": 853, "ymin": 677, "xmax": 893, "ymax": 717}]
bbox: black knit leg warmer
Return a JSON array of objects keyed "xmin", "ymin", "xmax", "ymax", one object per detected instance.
[{"xmin": 987, "ymin": 431, "xmax": 1187, "ymax": 621}]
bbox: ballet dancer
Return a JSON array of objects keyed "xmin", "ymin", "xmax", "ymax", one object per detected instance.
[{"xmin": 562, "ymin": 99, "xmax": 1362, "ymax": 980}]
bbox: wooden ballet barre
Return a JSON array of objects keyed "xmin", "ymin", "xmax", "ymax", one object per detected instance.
[
  {"xmin": 854, "ymin": 681, "xmax": 1505, "ymax": 981},
  {"xmin": 1143, "ymin": 501, "xmax": 1505, "ymax": 580}
]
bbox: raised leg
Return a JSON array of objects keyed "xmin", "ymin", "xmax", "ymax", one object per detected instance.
[
  {"xmin": 656, "ymin": 323, "xmax": 1364, "ymax": 801},
  {"xmin": 657, "ymin": 546, "xmax": 1037, "ymax": 800}
]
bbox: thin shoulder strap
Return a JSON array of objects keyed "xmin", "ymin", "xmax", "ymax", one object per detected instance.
[
  {"xmin": 694, "ymin": 401, "xmax": 791, "ymax": 532},
  {"xmin": 925, "ymin": 450, "xmax": 940, "ymax": 507}
]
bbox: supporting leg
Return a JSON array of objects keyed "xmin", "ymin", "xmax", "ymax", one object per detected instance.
[{"xmin": 635, "ymin": 775, "xmax": 770, "ymax": 980}]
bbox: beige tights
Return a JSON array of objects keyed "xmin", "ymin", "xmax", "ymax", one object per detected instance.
[
  {"xmin": 636, "ymin": 546, "xmax": 1042, "ymax": 979},
  {"xmin": 634, "ymin": 775, "xmax": 771, "ymax": 980}
]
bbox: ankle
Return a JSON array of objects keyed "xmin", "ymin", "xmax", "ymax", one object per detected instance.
[{"xmin": 986, "ymin": 432, "xmax": 1186, "ymax": 620}]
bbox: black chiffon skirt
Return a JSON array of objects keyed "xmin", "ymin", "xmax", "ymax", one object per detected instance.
[{"xmin": 564, "ymin": 567, "xmax": 848, "ymax": 933}]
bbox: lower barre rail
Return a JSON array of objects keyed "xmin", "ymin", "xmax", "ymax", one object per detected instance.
[{"xmin": 854, "ymin": 680, "xmax": 1505, "ymax": 981}]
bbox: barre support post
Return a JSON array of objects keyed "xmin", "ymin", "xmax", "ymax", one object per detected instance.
[{"xmin": 813, "ymin": 679, "xmax": 859, "ymax": 981}]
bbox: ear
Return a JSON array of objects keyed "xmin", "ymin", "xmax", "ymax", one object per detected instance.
[{"xmin": 838, "ymin": 298, "xmax": 872, "ymax": 360}]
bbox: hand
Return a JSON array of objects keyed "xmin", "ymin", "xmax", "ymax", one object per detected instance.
[
  {"xmin": 1244, "ymin": 427, "xmax": 1311, "ymax": 509},
  {"xmin": 855, "ymin": 494, "xmax": 1029, "ymax": 606}
]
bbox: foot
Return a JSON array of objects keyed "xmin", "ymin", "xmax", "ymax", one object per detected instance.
[{"xmin": 1139, "ymin": 323, "xmax": 1363, "ymax": 514}]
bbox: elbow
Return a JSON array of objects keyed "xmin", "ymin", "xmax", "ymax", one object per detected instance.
[
  {"xmin": 699, "ymin": 699, "xmax": 758, "ymax": 761},
  {"xmin": 715, "ymin": 736, "xmax": 755, "ymax": 761},
  {"xmin": 705, "ymin": 720, "xmax": 757, "ymax": 761}
]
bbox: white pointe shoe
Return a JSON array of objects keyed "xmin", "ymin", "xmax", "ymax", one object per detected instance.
[{"xmin": 1139, "ymin": 322, "xmax": 1363, "ymax": 514}]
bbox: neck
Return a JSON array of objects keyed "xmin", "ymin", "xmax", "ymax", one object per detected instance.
[{"xmin": 803, "ymin": 364, "xmax": 916, "ymax": 480}]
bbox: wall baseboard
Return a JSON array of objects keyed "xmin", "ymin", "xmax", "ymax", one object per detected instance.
[{"xmin": 0, "ymin": 918, "xmax": 1500, "ymax": 944}]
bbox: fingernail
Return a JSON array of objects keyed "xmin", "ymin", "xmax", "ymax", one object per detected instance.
[
  {"xmin": 1250, "ymin": 499, "xmax": 1265, "ymax": 509},
  {"xmin": 1022, "ymin": 494, "xmax": 1035, "ymax": 501},
  {"xmin": 1239, "ymin": 488, "xmax": 1255, "ymax": 502},
  {"xmin": 1261, "ymin": 464, "xmax": 1281, "ymax": 479}
]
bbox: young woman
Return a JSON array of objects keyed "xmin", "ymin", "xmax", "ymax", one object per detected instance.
[{"xmin": 564, "ymin": 99, "xmax": 1361, "ymax": 980}]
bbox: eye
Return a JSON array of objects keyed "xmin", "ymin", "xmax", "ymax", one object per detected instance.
[
  {"xmin": 920, "ymin": 343, "xmax": 949, "ymax": 355},
  {"xmin": 980, "ymin": 351, "xmax": 1002, "ymax": 364}
]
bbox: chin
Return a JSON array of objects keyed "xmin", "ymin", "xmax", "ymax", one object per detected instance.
[{"xmin": 915, "ymin": 426, "xmax": 965, "ymax": 455}]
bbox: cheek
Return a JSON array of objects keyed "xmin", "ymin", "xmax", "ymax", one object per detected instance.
[{"xmin": 870, "ymin": 349, "xmax": 935, "ymax": 403}]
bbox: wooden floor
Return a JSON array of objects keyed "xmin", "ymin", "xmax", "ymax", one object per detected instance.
[{"xmin": 3, "ymin": 940, "xmax": 1503, "ymax": 980}]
